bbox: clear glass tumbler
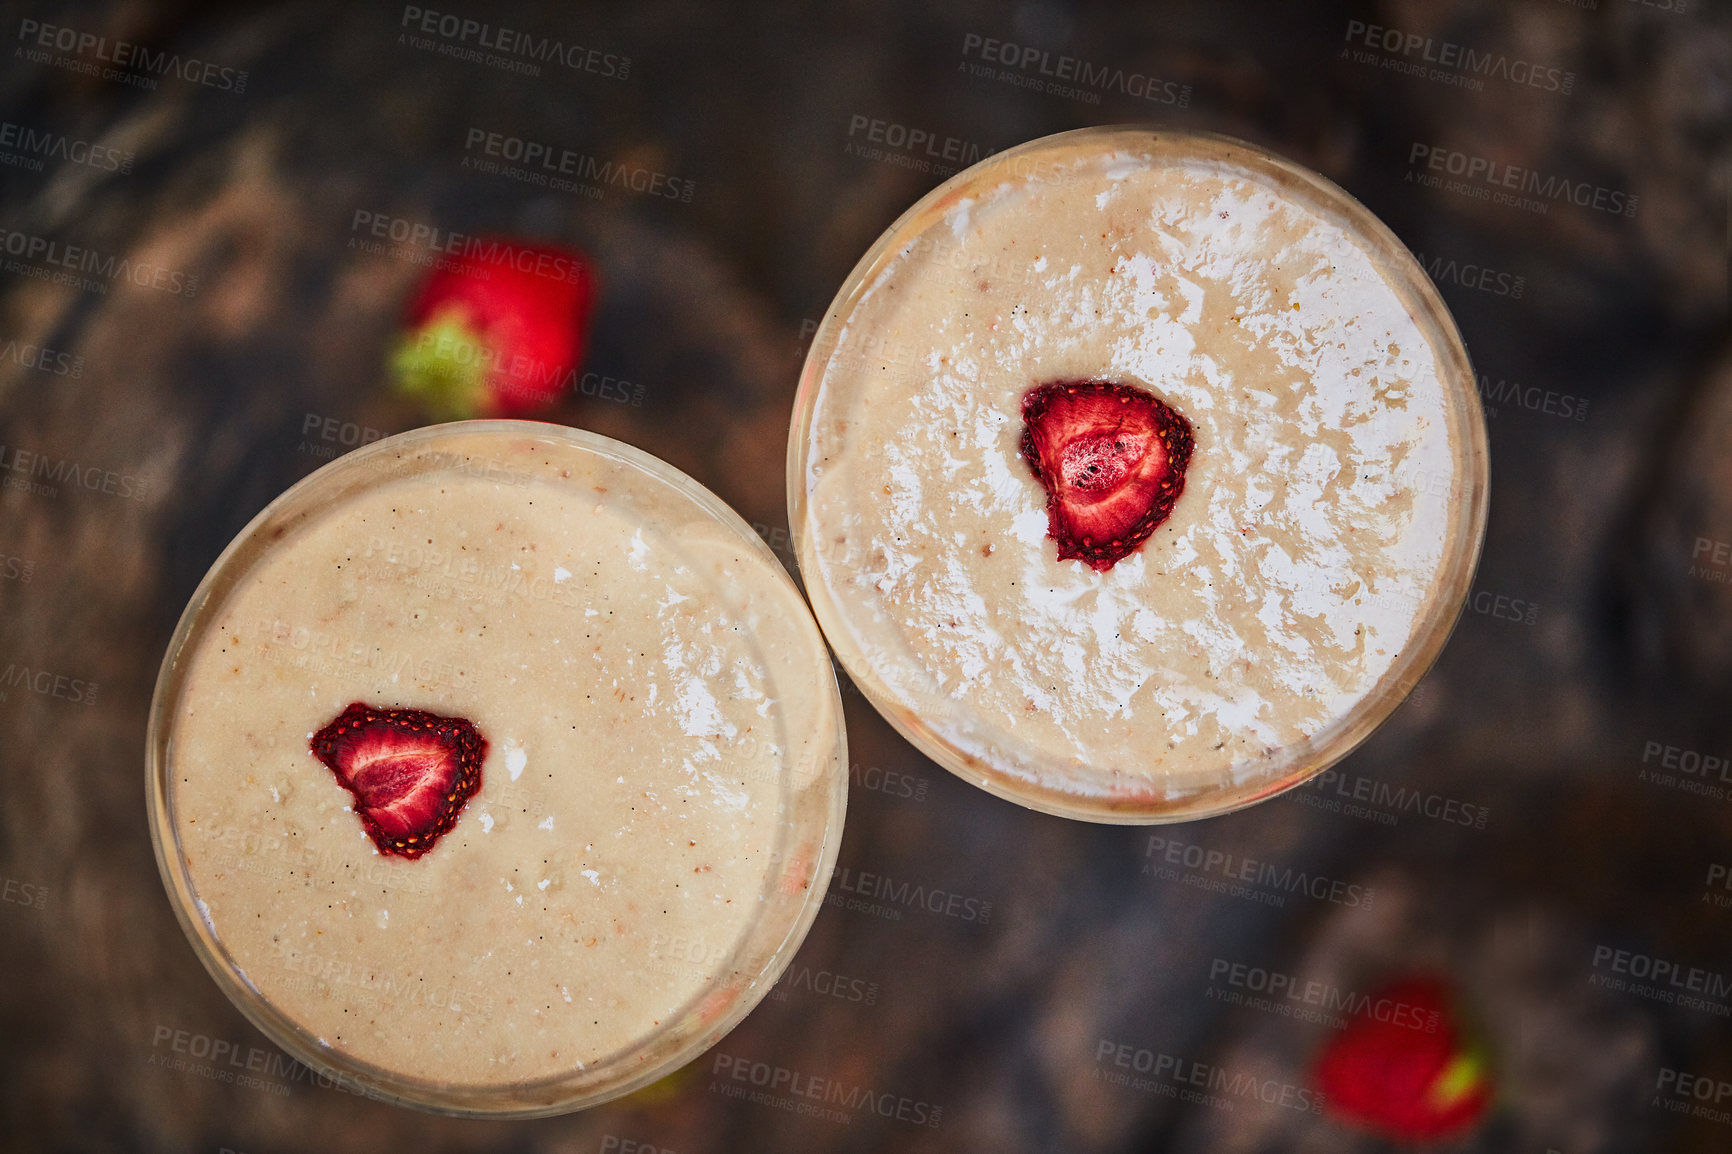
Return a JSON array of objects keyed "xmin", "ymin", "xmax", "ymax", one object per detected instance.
[
  {"xmin": 149, "ymin": 421, "xmax": 847, "ymax": 1115},
  {"xmin": 788, "ymin": 127, "xmax": 1487, "ymax": 823}
]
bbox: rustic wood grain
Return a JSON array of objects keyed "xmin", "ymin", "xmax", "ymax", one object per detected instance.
[{"xmin": 1, "ymin": 1, "xmax": 1729, "ymax": 1151}]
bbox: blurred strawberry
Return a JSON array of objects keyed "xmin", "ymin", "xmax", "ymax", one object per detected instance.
[
  {"xmin": 390, "ymin": 237, "xmax": 597, "ymax": 420},
  {"xmin": 1314, "ymin": 975, "xmax": 1493, "ymax": 1143}
]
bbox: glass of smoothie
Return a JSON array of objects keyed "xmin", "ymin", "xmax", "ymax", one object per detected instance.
[
  {"xmin": 148, "ymin": 421, "xmax": 847, "ymax": 1116},
  {"xmin": 788, "ymin": 127, "xmax": 1488, "ymax": 823}
]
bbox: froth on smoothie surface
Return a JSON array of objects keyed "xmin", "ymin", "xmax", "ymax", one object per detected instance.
[
  {"xmin": 804, "ymin": 140, "xmax": 1462, "ymax": 800},
  {"xmin": 170, "ymin": 455, "xmax": 814, "ymax": 1087}
]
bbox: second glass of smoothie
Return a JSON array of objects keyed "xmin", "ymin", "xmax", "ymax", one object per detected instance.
[
  {"xmin": 788, "ymin": 127, "xmax": 1488, "ymax": 823},
  {"xmin": 149, "ymin": 422, "xmax": 847, "ymax": 1115}
]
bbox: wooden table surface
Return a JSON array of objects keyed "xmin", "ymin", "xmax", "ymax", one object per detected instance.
[{"xmin": 2, "ymin": 1, "xmax": 1730, "ymax": 1151}]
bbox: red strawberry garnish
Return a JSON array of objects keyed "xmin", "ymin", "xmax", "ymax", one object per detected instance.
[
  {"xmin": 389, "ymin": 237, "xmax": 598, "ymax": 420},
  {"xmin": 308, "ymin": 702, "xmax": 486, "ymax": 860},
  {"xmin": 1020, "ymin": 380, "xmax": 1193, "ymax": 571},
  {"xmin": 1314, "ymin": 975, "xmax": 1494, "ymax": 1143}
]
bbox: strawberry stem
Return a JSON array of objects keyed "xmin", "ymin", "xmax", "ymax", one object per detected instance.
[
  {"xmin": 1427, "ymin": 1047, "xmax": 1487, "ymax": 1109},
  {"xmin": 390, "ymin": 308, "xmax": 494, "ymax": 421}
]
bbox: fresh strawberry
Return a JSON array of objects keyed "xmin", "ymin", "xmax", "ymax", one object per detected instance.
[
  {"xmin": 308, "ymin": 702, "xmax": 486, "ymax": 860},
  {"xmin": 1314, "ymin": 975, "xmax": 1494, "ymax": 1142},
  {"xmin": 389, "ymin": 238, "xmax": 598, "ymax": 420},
  {"xmin": 1020, "ymin": 380, "xmax": 1193, "ymax": 571}
]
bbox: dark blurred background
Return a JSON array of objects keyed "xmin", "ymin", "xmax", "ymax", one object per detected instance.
[{"xmin": 1, "ymin": 0, "xmax": 1730, "ymax": 1150}]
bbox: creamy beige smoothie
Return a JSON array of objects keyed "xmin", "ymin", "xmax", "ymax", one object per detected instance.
[
  {"xmin": 152, "ymin": 423, "xmax": 845, "ymax": 1114},
  {"xmin": 790, "ymin": 128, "xmax": 1486, "ymax": 821}
]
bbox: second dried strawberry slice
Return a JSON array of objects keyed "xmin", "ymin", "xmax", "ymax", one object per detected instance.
[
  {"xmin": 1020, "ymin": 380, "xmax": 1194, "ymax": 571},
  {"xmin": 309, "ymin": 702, "xmax": 486, "ymax": 860}
]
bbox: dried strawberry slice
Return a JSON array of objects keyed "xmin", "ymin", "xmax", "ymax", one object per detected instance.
[
  {"xmin": 1020, "ymin": 380, "xmax": 1193, "ymax": 571},
  {"xmin": 308, "ymin": 702, "xmax": 486, "ymax": 860}
]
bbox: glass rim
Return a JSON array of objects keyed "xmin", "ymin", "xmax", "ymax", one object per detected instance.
[
  {"xmin": 147, "ymin": 419, "xmax": 848, "ymax": 1116},
  {"xmin": 786, "ymin": 125, "xmax": 1490, "ymax": 824}
]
